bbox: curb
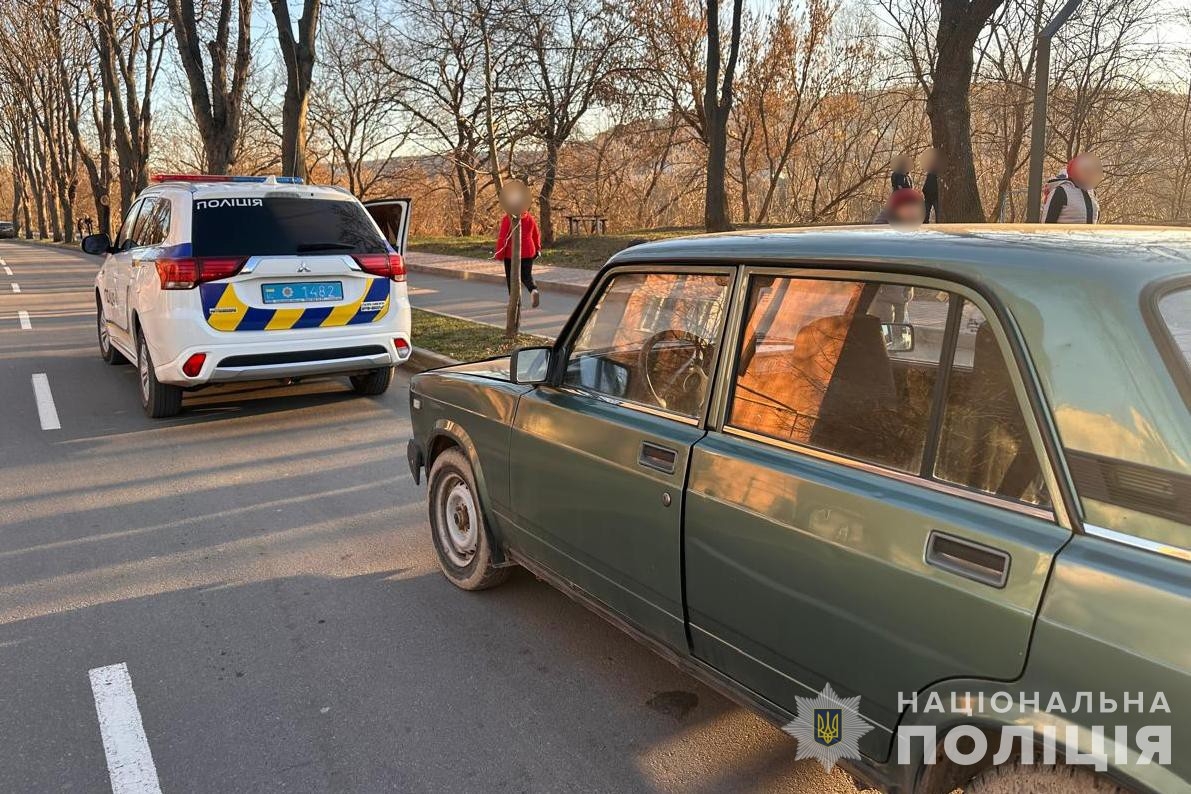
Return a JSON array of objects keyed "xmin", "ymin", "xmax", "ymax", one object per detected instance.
[
  {"xmin": 405, "ymin": 347, "xmax": 459, "ymax": 374},
  {"xmin": 406, "ymin": 261, "xmax": 590, "ymax": 296}
]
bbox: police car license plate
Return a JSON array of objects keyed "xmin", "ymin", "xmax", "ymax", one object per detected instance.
[{"xmin": 261, "ymin": 281, "xmax": 343, "ymax": 304}]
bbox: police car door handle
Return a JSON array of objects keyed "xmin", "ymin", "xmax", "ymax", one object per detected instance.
[{"xmin": 925, "ymin": 531, "xmax": 1010, "ymax": 589}]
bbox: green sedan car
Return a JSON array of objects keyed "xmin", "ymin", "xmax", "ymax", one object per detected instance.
[{"xmin": 406, "ymin": 226, "xmax": 1190, "ymax": 794}]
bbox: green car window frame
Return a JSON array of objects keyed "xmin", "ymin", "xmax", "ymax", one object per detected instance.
[
  {"xmin": 557, "ymin": 266, "xmax": 733, "ymax": 422},
  {"xmin": 720, "ymin": 270, "xmax": 1056, "ymax": 515},
  {"xmin": 1149, "ymin": 279, "xmax": 1191, "ymax": 411}
]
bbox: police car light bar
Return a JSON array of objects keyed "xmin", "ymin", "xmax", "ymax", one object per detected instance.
[{"xmin": 150, "ymin": 174, "xmax": 305, "ymax": 185}]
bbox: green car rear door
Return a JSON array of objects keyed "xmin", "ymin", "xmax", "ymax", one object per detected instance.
[{"xmin": 683, "ymin": 270, "xmax": 1072, "ymax": 761}]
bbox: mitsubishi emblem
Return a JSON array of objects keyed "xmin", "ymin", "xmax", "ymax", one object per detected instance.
[{"xmin": 296, "ymin": 263, "xmax": 311, "ymax": 273}]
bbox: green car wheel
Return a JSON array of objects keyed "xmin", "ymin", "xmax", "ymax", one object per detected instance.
[{"xmin": 427, "ymin": 448, "xmax": 509, "ymax": 591}]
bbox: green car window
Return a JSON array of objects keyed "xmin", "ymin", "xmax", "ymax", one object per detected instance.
[
  {"xmin": 933, "ymin": 301, "xmax": 1051, "ymax": 507},
  {"xmin": 729, "ymin": 276, "xmax": 949, "ymax": 474},
  {"xmin": 564, "ymin": 272, "xmax": 728, "ymax": 418}
]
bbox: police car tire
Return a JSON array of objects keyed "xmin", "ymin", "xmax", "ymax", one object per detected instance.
[
  {"xmin": 964, "ymin": 764, "xmax": 1128, "ymax": 793},
  {"xmin": 137, "ymin": 333, "xmax": 183, "ymax": 419},
  {"xmin": 350, "ymin": 367, "xmax": 392, "ymax": 396},
  {"xmin": 427, "ymin": 448, "xmax": 510, "ymax": 591},
  {"xmin": 97, "ymin": 296, "xmax": 126, "ymax": 365}
]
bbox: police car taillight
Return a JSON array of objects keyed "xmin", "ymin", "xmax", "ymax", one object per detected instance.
[
  {"xmin": 156, "ymin": 257, "xmax": 247, "ymax": 289},
  {"xmin": 353, "ymin": 253, "xmax": 405, "ymax": 282}
]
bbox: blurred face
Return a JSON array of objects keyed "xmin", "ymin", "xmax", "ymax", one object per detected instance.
[
  {"xmin": 1072, "ymin": 155, "xmax": 1104, "ymax": 189},
  {"xmin": 923, "ymin": 148, "xmax": 939, "ymax": 171},
  {"xmin": 892, "ymin": 199, "xmax": 926, "ymax": 225}
]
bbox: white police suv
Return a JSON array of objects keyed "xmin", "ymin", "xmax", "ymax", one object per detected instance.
[{"xmin": 85, "ymin": 175, "xmax": 412, "ymax": 417}]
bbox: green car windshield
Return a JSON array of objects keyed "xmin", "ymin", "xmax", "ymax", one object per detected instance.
[{"xmin": 1158, "ymin": 286, "xmax": 1191, "ymax": 397}]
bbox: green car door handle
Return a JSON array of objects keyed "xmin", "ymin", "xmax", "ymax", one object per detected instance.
[
  {"xmin": 925, "ymin": 530, "xmax": 1012, "ymax": 589},
  {"xmin": 639, "ymin": 442, "xmax": 677, "ymax": 475}
]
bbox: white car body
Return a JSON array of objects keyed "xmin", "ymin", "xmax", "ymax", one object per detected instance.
[{"xmin": 93, "ymin": 179, "xmax": 412, "ymax": 389}]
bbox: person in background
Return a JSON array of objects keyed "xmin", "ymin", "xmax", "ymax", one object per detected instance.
[
  {"xmin": 76, "ymin": 218, "xmax": 85, "ymax": 238},
  {"xmin": 890, "ymin": 154, "xmax": 914, "ymax": 193},
  {"xmin": 83, "ymin": 215, "xmax": 94, "ymax": 236},
  {"xmin": 1042, "ymin": 153, "xmax": 1103, "ymax": 224},
  {"xmin": 921, "ymin": 148, "xmax": 940, "ymax": 223},
  {"xmin": 874, "ymin": 188, "xmax": 926, "ymax": 227},
  {"xmin": 494, "ymin": 208, "xmax": 542, "ymax": 308}
]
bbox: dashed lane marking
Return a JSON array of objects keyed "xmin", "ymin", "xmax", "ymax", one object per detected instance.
[
  {"xmin": 18, "ymin": 310, "xmax": 30, "ymax": 329},
  {"xmin": 2, "ymin": 265, "xmax": 11, "ymax": 276},
  {"xmin": 10, "ymin": 283, "xmax": 19, "ymax": 293},
  {"xmin": 31, "ymin": 374, "xmax": 60, "ymax": 430},
  {"xmin": 88, "ymin": 663, "xmax": 163, "ymax": 794}
]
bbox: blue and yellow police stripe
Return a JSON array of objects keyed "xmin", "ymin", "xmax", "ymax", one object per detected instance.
[{"xmin": 200, "ymin": 278, "xmax": 390, "ymax": 331}]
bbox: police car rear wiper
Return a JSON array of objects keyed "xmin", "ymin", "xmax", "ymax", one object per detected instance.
[{"xmin": 296, "ymin": 242, "xmax": 356, "ymax": 252}]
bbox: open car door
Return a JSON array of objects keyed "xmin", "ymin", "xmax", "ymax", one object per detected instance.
[{"xmin": 363, "ymin": 198, "xmax": 411, "ymax": 256}]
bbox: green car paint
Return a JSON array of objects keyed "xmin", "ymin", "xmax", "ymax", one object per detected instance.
[{"xmin": 408, "ymin": 226, "xmax": 1191, "ymax": 794}]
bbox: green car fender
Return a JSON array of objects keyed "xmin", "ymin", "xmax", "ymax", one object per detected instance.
[{"xmin": 422, "ymin": 418, "xmax": 513, "ymax": 566}]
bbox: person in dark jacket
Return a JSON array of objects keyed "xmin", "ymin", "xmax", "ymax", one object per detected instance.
[
  {"xmin": 1042, "ymin": 153, "xmax": 1102, "ymax": 224},
  {"xmin": 890, "ymin": 154, "xmax": 914, "ymax": 192},
  {"xmin": 921, "ymin": 148, "xmax": 940, "ymax": 223},
  {"xmin": 494, "ymin": 210, "xmax": 542, "ymax": 308}
]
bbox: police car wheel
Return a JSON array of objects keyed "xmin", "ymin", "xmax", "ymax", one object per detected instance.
[
  {"xmin": 97, "ymin": 296, "xmax": 126, "ymax": 365},
  {"xmin": 427, "ymin": 448, "xmax": 510, "ymax": 591},
  {"xmin": 137, "ymin": 332, "xmax": 183, "ymax": 419},
  {"xmin": 964, "ymin": 764, "xmax": 1128, "ymax": 793},
  {"xmin": 349, "ymin": 367, "xmax": 393, "ymax": 396}
]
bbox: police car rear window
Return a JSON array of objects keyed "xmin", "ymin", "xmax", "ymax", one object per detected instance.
[{"xmin": 191, "ymin": 196, "xmax": 387, "ymax": 257}]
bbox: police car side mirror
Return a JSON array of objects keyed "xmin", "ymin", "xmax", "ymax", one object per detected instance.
[{"xmin": 81, "ymin": 233, "xmax": 112, "ymax": 256}]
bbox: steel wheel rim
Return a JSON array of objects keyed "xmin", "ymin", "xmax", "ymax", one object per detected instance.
[
  {"xmin": 139, "ymin": 340, "xmax": 150, "ymax": 402},
  {"xmin": 437, "ymin": 473, "xmax": 478, "ymax": 568}
]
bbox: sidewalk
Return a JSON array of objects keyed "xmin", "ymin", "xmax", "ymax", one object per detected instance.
[{"xmin": 405, "ymin": 251, "xmax": 595, "ymax": 295}]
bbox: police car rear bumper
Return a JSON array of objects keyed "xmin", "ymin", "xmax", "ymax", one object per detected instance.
[
  {"xmin": 153, "ymin": 332, "xmax": 412, "ymax": 385},
  {"xmin": 208, "ymin": 347, "xmax": 398, "ymax": 382}
]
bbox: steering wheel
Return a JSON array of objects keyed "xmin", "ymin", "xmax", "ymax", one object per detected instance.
[{"xmin": 637, "ymin": 329, "xmax": 711, "ymax": 412}]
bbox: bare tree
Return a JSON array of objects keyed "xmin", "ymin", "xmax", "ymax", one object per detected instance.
[
  {"xmin": 703, "ymin": 0, "xmax": 744, "ymax": 231},
  {"xmin": 515, "ymin": 0, "xmax": 630, "ymax": 244},
  {"xmin": 310, "ymin": 10, "xmax": 411, "ymax": 196},
  {"xmin": 270, "ymin": 0, "xmax": 321, "ymax": 179},
  {"xmin": 166, "ymin": 0, "xmax": 252, "ymax": 173}
]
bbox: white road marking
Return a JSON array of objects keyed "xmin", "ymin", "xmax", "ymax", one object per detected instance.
[
  {"xmin": 11, "ymin": 283, "xmax": 20, "ymax": 293},
  {"xmin": 31, "ymin": 374, "xmax": 61, "ymax": 430},
  {"xmin": 2, "ymin": 265, "xmax": 11, "ymax": 276},
  {"xmin": 18, "ymin": 310, "xmax": 31, "ymax": 329},
  {"xmin": 88, "ymin": 663, "xmax": 163, "ymax": 794}
]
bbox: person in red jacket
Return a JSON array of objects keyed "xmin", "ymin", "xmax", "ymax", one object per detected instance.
[{"xmin": 494, "ymin": 210, "xmax": 541, "ymax": 308}]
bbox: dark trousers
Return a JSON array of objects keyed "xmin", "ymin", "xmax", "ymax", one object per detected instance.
[{"xmin": 503, "ymin": 257, "xmax": 536, "ymax": 293}]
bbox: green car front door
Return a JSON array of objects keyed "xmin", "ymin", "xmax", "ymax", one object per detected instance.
[
  {"xmin": 506, "ymin": 268, "xmax": 731, "ymax": 651},
  {"xmin": 683, "ymin": 272, "xmax": 1073, "ymax": 760}
]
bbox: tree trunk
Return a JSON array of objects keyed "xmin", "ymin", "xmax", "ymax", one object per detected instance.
[
  {"xmin": 705, "ymin": 108, "xmax": 731, "ymax": 231},
  {"xmin": 926, "ymin": 0, "xmax": 1003, "ymax": 223},
  {"xmin": 272, "ymin": 0, "xmax": 320, "ymax": 179},
  {"xmin": 702, "ymin": 0, "xmax": 744, "ymax": 233},
  {"xmin": 504, "ymin": 215, "xmax": 521, "ymax": 338},
  {"xmin": 537, "ymin": 139, "xmax": 559, "ymax": 246},
  {"xmin": 166, "ymin": 0, "xmax": 252, "ymax": 174}
]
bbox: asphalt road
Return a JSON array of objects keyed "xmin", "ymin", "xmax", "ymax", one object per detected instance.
[{"xmin": 0, "ymin": 240, "xmax": 870, "ymax": 793}]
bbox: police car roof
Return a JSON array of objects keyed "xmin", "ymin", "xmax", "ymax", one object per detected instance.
[{"xmin": 143, "ymin": 179, "xmax": 353, "ymax": 201}]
